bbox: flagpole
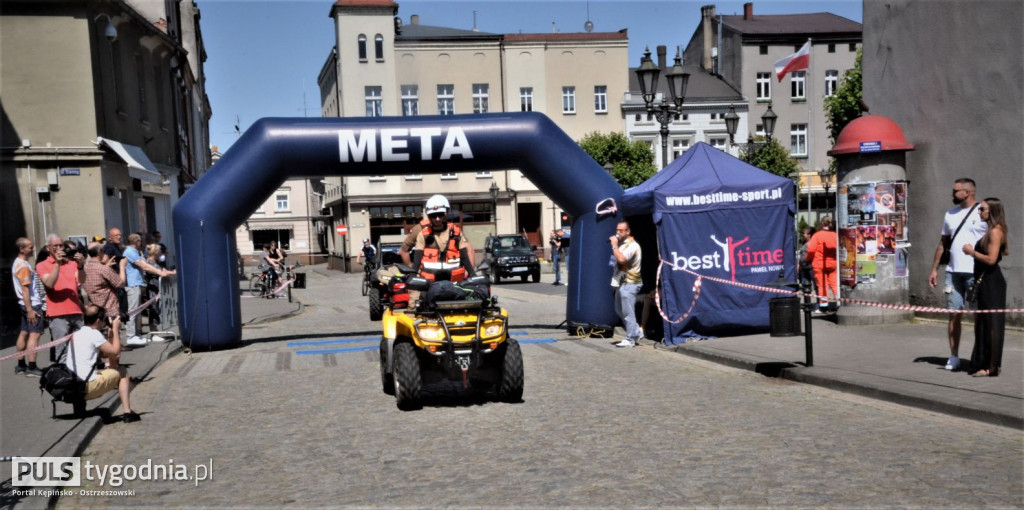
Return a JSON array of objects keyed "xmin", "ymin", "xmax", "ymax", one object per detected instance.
[{"xmin": 806, "ymin": 37, "xmax": 813, "ymax": 222}]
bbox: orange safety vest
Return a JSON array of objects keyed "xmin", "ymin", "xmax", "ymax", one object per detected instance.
[{"xmin": 419, "ymin": 222, "xmax": 467, "ymax": 282}]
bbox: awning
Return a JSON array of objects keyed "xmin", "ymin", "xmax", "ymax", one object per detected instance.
[
  {"xmin": 247, "ymin": 223, "xmax": 294, "ymax": 231},
  {"xmin": 95, "ymin": 137, "xmax": 163, "ymax": 183}
]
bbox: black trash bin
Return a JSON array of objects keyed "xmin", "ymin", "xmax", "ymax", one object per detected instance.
[
  {"xmin": 768, "ymin": 296, "xmax": 802, "ymax": 337},
  {"xmin": 292, "ymin": 272, "xmax": 306, "ymax": 289}
]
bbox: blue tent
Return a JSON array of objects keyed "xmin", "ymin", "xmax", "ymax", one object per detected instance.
[{"xmin": 622, "ymin": 142, "xmax": 796, "ymax": 343}]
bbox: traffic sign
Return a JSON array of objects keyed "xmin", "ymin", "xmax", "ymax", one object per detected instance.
[{"xmin": 336, "ymin": 224, "xmax": 348, "ymax": 235}]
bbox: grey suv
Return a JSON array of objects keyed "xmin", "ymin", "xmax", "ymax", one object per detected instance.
[{"xmin": 483, "ymin": 234, "xmax": 540, "ymax": 283}]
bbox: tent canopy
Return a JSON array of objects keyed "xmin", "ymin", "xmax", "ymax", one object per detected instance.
[
  {"xmin": 621, "ymin": 142, "xmax": 797, "ymax": 342},
  {"xmin": 622, "ymin": 142, "xmax": 796, "ymax": 221}
]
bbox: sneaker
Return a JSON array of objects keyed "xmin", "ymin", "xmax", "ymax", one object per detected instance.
[
  {"xmin": 14, "ymin": 365, "xmax": 27, "ymax": 376},
  {"xmin": 22, "ymin": 367, "xmax": 43, "ymax": 378},
  {"xmin": 945, "ymin": 356, "xmax": 960, "ymax": 371},
  {"xmin": 614, "ymin": 340, "xmax": 635, "ymax": 348},
  {"xmin": 122, "ymin": 411, "xmax": 141, "ymax": 423},
  {"xmin": 125, "ymin": 336, "xmax": 149, "ymax": 347}
]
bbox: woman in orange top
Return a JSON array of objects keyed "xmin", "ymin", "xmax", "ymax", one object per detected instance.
[{"xmin": 805, "ymin": 216, "xmax": 839, "ymax": 312}]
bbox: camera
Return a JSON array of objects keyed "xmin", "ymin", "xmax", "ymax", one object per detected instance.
[{"xmin": 63, "ymin": 241, "xmax": 88, "ymax": 261}]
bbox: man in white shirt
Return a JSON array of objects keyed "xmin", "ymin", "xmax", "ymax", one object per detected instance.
[
  {"xmin": 67, "ymin": 305, "xmax": 140, "ymax": 422},
  {"xmin": 610, "ymin": 221, "xmax": 643, "ymax": 348},
  {"xmin": 928, "ymin": 178, "xmax": 987, "ymax": 371}
]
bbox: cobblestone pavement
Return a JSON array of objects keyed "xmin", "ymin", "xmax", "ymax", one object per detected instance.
[{"xmin": 58, "ymin": 270, "xmax": 1023, "ymax": 508}]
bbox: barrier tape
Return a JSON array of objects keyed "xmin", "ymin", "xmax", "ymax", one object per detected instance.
[
  {"xmin": 653, "ymin": 262, "xmax": 703, "ymax": 324},
  {"xmin": 241, "ymin": 277, "xmax": 294, "ymax": 299},
  {"xmin": 0, "ymin": 292, "xmax": 161, "ymax": 363},
  {"xmin": 658, "ymin": 258, "xmax": 1023, "ymax": 315}
]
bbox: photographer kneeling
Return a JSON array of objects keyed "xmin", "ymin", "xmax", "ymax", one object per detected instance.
[{"xmin": 67, "ymin": 305, "xmax": 140, "ymax": 423}]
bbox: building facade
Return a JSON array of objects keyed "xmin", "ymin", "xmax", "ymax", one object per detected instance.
[
  {"xmin": 317, "ymin": 0, "xmax": 629, "ymax": 268},
  {"xmin": 861, "ymin": 0, "xmax": 1022, "ymax": 325},
  {"xmin": 683, "ymin": 2, "xmax": 861, "ymax": 221},
  {"xmin": 1, "ymin": 0, "xmax": 211, "ymax": 260}
]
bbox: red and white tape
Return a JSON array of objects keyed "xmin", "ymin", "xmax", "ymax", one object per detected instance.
[
  {"xmin": 241, "ymin": 278, "xmax": 294, "ymax": 299},
  {"xmin": 0, "ymin": 293, "xmax": 161, "ymax": 363},
  {"xmin": 658, "ymin": 258, "xmax": 1022, "ymax": 315},
  {"xmin": 653, "ymin": 262, "xmax": 702, "ymax": 324}
]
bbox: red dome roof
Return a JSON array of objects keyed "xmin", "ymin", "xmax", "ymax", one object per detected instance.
[{"xmin": 828, "ymin": 115, "xmax": 915, "ymax": 155}]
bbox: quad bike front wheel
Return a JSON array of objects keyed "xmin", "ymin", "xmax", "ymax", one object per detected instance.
[
  {"xmin": 368, "ymin": 288, "xmax": 383, "ymax": 321},
  {"xmin": 393, "ymin": 342, "xmax": 422, "ymax": 410},
  {"xmin": 497, "ymin": 338, "xmax": 524, "ymax": 403},
  {"xmin": 379, "ymin": 338, "xmax": 394, "ymax": 395}
]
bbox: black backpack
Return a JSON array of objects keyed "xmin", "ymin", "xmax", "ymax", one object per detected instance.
[{"xmin": 39, "ymin": 339, "xmax": 92, "ymax": 404}]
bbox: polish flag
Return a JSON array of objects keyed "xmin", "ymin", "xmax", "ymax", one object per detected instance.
[{"xmin": 774, "ymin": 40, "xmax": 811, "ymax": 82}]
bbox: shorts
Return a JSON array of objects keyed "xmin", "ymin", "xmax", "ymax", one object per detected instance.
[
  {"xmin": 20, "ymin": 306, "xmax": 46, "ymax": 334},
  {"xmin": 85, "ymin": 368, "xmax": 123, "ymax": 400},
  {"xmin": 945, "ymin": 272, "xmax": 974, "ymax": 310}
]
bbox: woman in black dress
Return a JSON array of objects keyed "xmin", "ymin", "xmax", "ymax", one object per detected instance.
[{"xmin": 962, "ymin": 197, "xmax": 1009, "ymax": 377}]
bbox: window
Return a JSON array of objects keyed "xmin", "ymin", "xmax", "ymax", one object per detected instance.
[
  {"xmin": 562, "ymin": 86, "xmax": 576, "ymax": 114},
  {"xmin": 134, "ymin": 54, "xmax": 147, "ymax": 121},
  {"xmin": 790, "ymin": 124, "xmax": 807, "ymax": 156},
  {"xmin": 475, "ymin": 171, "xmax": 492, "ymax": 178},
  {"xmin": 275, "ymin": 193, "xmax": 289, "ymax": 212},
  {"xmin": 472, "ymin": 83, "xmax": 489, "ymax": 113},
  {"xmin": 374, "ymin": 34, "xmax": 384, "ymax": 61},
  {"xmin": 368, "ymin": 175, "xmax": 386, "ymax": 182},
  {"xmin": 828, "ymin": 43, "xmax": 836, "ymax": 53},
  {"xmin": 357, "ymin": 34, "xmax": 367, "ymax": 61},
  {"xmin": 756, "ymin": 72, "xmax": 771, "ymax": 101},
  {"xmin": 520, "ymin": 87, "xmax": 533, "ymax": 112},
  {"xmin": 672, "ymin": 139, "xmax": 690, "ymax": 159},
  {"xmin": 401, "ymin": 85, "xmax": 418, "ymax": 116},
  {"xmin": 710, "ymin": 112, "xmax": 725, "ymax": 122},
  {"xmin": 594, "ymin": 86, "xmax": 608, "ymax": 113},
  {"xmin": 825, "ymin": 70, "xmax": 839, "ymax": 97},
  {"xmin": 437, "ymin": 84, "xmax": 454, "ymax": 115},
  {"xmin": 440, "ymin": 172, "xmax": 457, "ymax": 180},
  {"xmin": 708, "ymin": 137, "xmax": 727, "ymax": 151},
  {"xmin": 759, "ymin": 45, "xmax": 768, "ymax": 55},
  {"xmin": 849, "ymin": 43, "xmax": 857, "ymax": 52},
  {"xmin": 405, "ymin": 174, "xmax": 422, "ymax": 180},
  {"xmin": 790, "ymin": 71, "xmax": 806, "ymax": 100},
  {"xmin": 365, "ymin": 86, "xmax": 382, "ymax": 117}
]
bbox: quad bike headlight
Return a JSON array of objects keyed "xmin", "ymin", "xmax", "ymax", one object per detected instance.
[
  {"xmin": 415, "ymin": 322, "xmax": 446, "ymax": 342},
  {"xmin": 481, "ymin": 319, "xmax": 505, "ymax": 340}
]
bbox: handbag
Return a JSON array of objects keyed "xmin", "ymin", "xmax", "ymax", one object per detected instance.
[
  {"xmin": 965, "ymin": 274, "xmax": 984, "ymax": 305},
  {"xmin": 39, "ymin": 337, "xmax": 93, "ymax": 404},
  {"xmin": 940, "ymin": 204, "xmax": 977, "ymax": 266}
]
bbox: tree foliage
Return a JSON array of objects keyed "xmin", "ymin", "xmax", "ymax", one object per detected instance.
[
  {"xmin": 742, "ymin": 137, "xmax": 801, "ymax": 183},
  {"xmin": 578, "ymin": 131, "xmax": 656, "ymax": 189},
  {"xmin": 824, "ymin": 48, "xmax": 864, "ymax": 145}
]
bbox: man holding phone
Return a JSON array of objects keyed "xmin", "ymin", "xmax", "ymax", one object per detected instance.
[{"xmin": 36, "ymin": 234, "xmax": 86, "ymax": 361}]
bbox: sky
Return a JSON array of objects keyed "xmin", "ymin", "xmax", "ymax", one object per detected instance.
[{"xmin": 200, "ymin": 0, "xmax": 862, "ymax": 153}]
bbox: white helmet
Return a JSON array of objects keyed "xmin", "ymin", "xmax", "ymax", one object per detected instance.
[{"xmin": 424, "ymin": 194, "xmax": 450, "ymax": 216}]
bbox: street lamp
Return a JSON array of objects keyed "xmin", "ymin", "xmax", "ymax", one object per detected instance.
[
  {"xmin": 725, "ymin": 102, "xmax": 778, "ymax": 163},
  {"xmin": 489, "ymin": 181, "xmax": 500, "ymax": 235},
  {"xmin": 635, "ymin": 47, "xmax": 689, "ymax": 169},
  {"xmin": 817, "ymin": 167, "xmax": 835, "ymax": 212}
]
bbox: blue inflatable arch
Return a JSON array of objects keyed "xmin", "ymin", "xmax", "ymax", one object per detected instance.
[{"xmin": 173, "ymin": 112, "xmax": 624, "ymax": 350}]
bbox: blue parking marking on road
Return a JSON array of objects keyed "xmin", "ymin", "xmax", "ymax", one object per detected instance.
[
  {"xmin": 287, "ymin": 337, "xmax": 378, "ymax": 347},
  {"xmin": 509, "ymin": 331, "xmax": 529, "ymax": 336},
  {"xmin": 295, "ymin": 345, "xmax": 378, "ymax": 355},
  {"xmin": 517, "ymin": 338, "xmax": 557, "ymax": 344}
]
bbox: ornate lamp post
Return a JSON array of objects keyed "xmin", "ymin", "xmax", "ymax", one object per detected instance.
[
  {"xmin": 817, "ymin": 167, "xmax": 835, "ymax": 212},
  {"xmin": 635, "ymin": 47, "xmax": 689, "ymax": 169},
  {"xmin": 724, "ymin": 102, "xmax": 778, "ymax": 163},
  {"xmin": 489, "ymin": 181, "xmax": 500, "ymax": 235}
]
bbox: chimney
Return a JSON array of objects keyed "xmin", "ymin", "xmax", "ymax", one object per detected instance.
[
  {"xmin": 410, "ymin": 14, "xmax": 419, "ymax": 25},
  {"xmin": 657, "ymin": 45, "xmax": 667, "ymax": 69},
  {"xmin": 701, "ymin": 5, "xmax": 716, "ymax": 71},
  {"xmin": 744, "ymin": 2, "xmax": 753, "ymax": 20}
]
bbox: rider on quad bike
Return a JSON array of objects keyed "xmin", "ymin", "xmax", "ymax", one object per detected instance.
[{"xmin": 376, "ymin": 195, "xmax": 524, "ymax": 410}]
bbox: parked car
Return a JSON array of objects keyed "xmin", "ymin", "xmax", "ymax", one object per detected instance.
[{"xmin": 483, "ymin": 234, "xmax": 540, "ymax": 283}]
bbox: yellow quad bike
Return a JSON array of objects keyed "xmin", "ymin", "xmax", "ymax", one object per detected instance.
[{"xmin": 378, "ymin": 266, "xmax": 524, "ymax": 410}]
